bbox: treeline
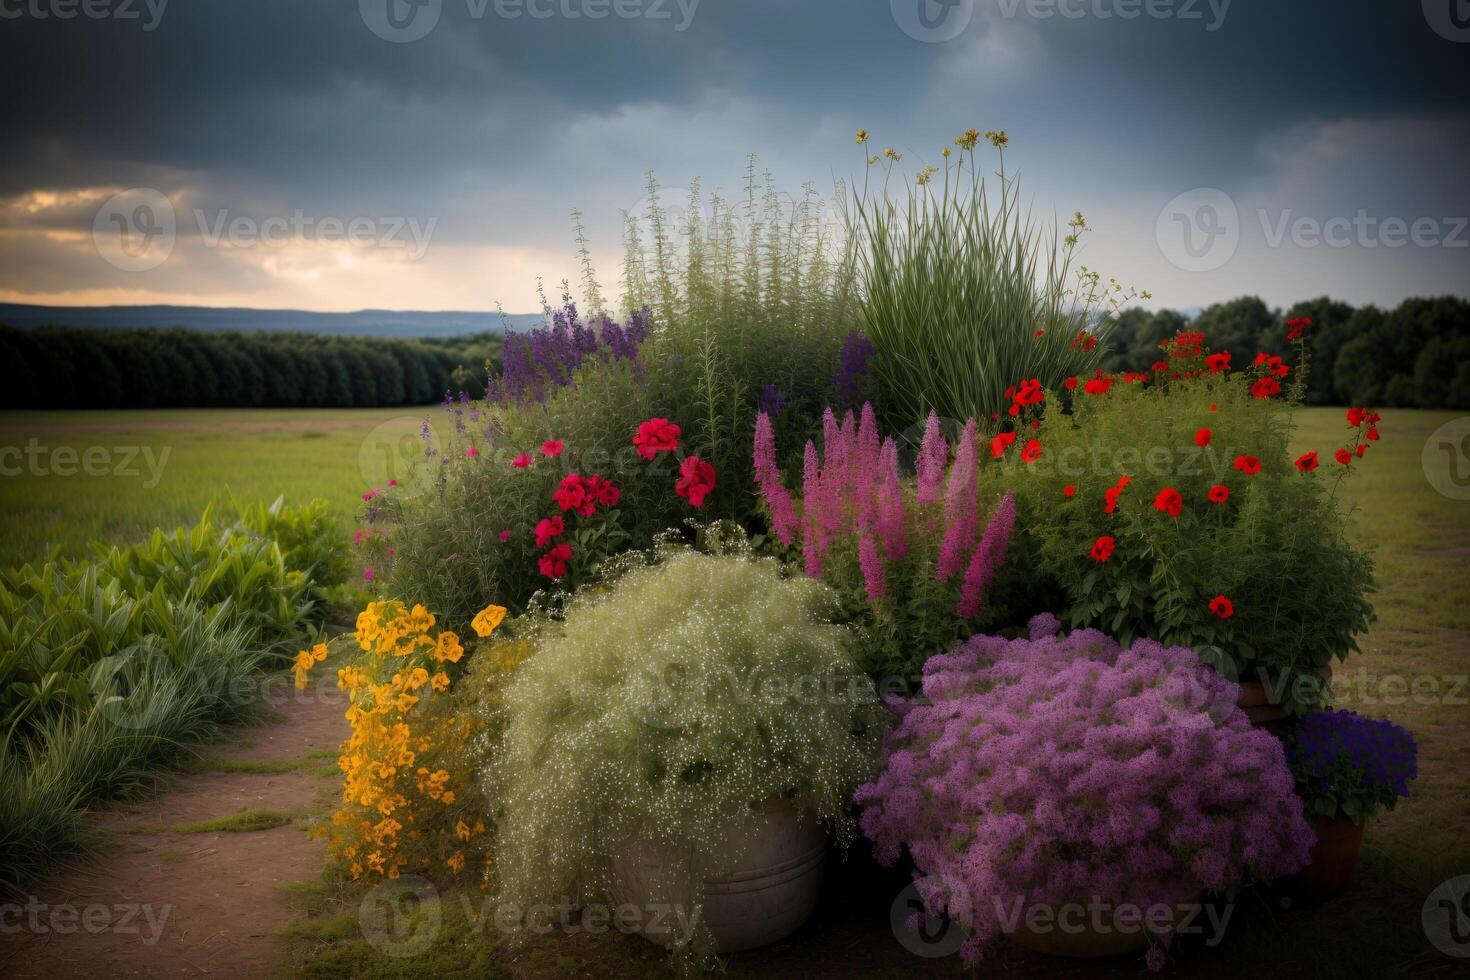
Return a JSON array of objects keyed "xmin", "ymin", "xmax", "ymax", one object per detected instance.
[
  {"xmin": 0, "ymin": 325, "xmax": 502, "ymax": 409},
  {"xmin": 1099, "ymin": 295, "xmax": 1470, "ymax": 409}
]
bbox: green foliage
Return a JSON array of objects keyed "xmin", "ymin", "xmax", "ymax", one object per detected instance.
[
  {"xmin": 1002, "ymin": 343, "xmax": 1375, "ymax": 714},
  {"xmin": 843, "ymin": 133, "xmax": 1139, "ymax": 430},
  {"xmin": 483, "ymin": 546, "xmax": 884, "ymax": 952},
  {"xmin": 388, "ymin": 165, "xmax": 858, "ymax": 629},
  {"xmin": 0, "ymin": 325, "xmax": 500, "ymax": 409}
]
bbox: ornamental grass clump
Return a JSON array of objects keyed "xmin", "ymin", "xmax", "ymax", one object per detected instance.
[
  {"xmin": 855, "ymin": 615, "xmax": 1313, "ymax": 969},
  {"xmin": 755, "ymin": 403, "xmax": 1016, "ymax": 681},
  {"xmin": 485, "ymin": 547, "xmax": 884, "ymax": 954}
]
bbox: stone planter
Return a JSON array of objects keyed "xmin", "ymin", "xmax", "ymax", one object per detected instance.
[
  {"xmin": 609, "ymin": 799, "xmax": 827, "ymax": 953},
  {"xmin": 1006, "ymin": 896, "xmax": 1199, "ymax": 959}
]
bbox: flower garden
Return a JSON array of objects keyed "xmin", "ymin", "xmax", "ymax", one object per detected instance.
[{"xmin": 2, "ymin": 132, "xmax": 1453, "ymax": 977}]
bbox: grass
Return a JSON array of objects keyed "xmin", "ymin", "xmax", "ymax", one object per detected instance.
[
  {"xmin": 175, "ymin": 750, "xmax": 338, "ymax": 776},
  {"xmin": 0, "ymin": 406, "xmax": 441, "ymax": 568},
  {"xmin": 132, "ymin": 807, "xmax": 304, "ymax": 835}
]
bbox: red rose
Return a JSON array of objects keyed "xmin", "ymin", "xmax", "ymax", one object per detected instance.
[
  {"xmin": 1335, "ymin": 449, "xmax": 1352, "ymax": 466},
  {"xmin": 1090, "ymin": 535, "xmax": 1116, "ymax": 563},
  {"xmin": 1153, "ymin": 487, "xmax": 1183, "ymax": 517},
  {"xmin": 1021, "ymin": 439, "xmax": 1044, "ymax": 463},
  {"xmin": 541, "ymin": 439, "xmax": 565, "ymax": 457},
  {"xmin": 1233, "ymin": 454, "xmax": 1261, "ymax": 475},
  {"xmin": 552, "ymin": 473, "xmax": 589, "ymax": 513},
  {"xmin": 675, "ymin": 456, "xmax": 716, "ymax": 507},
  {"xmin": 1295, "ymin": 451, "xmax": 1319, "ymax": 473},
  {"xmin": 1208, "ymin": 595, "xmax": 1234, "ymax": 619},
  {"xmin": 533, "ymin": 516, "xmax": 565, "ymax": 548},
  {"xmin": 632, "ymin": 418, "xmax": 682, "ymax": 460},
  {"xmin": 1208, "ymin": 484, "xmax": 1229, "ymax": 504},
  {"xmin": 537, "ymin": 543, "xmax": 573, "ymax": 579},
  {"xmin": 512, "ymin": 453, "xmax": 533, "ymax": 469},
  {"xmin": 1366, "ymin": 427, "xmax": 1379, "ymax": 442},
  {"xmin": 1346, "ymin": 407, "xmax": 1367, "ymax": 427},
  {"xmin": 588, "ymin": 473, "xmax": 621, "ymax": 507},
  {"xmin": 1195, "ymin": 427, "xmax": 1212, "ymax": 448}
]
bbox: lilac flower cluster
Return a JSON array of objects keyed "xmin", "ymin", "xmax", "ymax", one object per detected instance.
[
  {"xmin": 855, "ymin": 616, "xmax": 1314, "ymax": 967},
  {"xmin": 1288, "ymin": 710, "xmax": 1417, "ymax": 819},
  {"xmin": 494, "ymin": 303, "xmax": 648, "ymax": 403},
  {"xmin": 832, "ymin": 331, "xmax": 876, "ymax": 409}
]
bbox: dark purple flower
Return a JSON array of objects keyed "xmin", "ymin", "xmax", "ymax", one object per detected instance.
[{"xmin": 833, "ymin": 332, "xmax": 876, "ymax": 409}]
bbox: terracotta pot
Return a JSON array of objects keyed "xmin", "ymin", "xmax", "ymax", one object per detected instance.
[
  {"xmin": 1006, "ymin": 897, "xmax": 1199, "ymax": 958},
  {"xmin": 1235, "ymin": 663, "xmax": 1334, "ymax": 734},
  {"xmin": 610, "ymin": 799, "xmax": 827, "ymax": 953},
  {"xmin": 1300, "ymin": 815, "xmax": 1365, "ymax": 898}
]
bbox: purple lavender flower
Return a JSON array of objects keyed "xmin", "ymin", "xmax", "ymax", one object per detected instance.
[
  {"xmin": 759, "ymin": 383, "xmax": 788, "ymax": 417},
  {"xmin": 832, "ymin": 332, "xmax": 876, "ymax": 409}
]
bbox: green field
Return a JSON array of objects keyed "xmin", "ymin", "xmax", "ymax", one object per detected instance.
[{"xmin": 0, "ymin": 407, "xmax": 443, "ymax": 567}]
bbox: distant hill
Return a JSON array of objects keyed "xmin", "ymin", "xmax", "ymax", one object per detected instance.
[{"xmin": 0, "ymin": 303, "xmax": 545, "ymax": 337}]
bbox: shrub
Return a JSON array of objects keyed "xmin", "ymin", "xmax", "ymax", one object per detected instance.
[
  {"xmin": 843, "ymin": 128, "xmax": 1142, "ymax": 430},
  {"xmin": 484, "ymin": 545, "xmax": 884, "ymax": 954},
  {"xmin": 299, "ymin": 598, "xmax": 499, "ymax": 884},
  {"xmin": 855, "ymin": 616, "xmax": 1313, "ymax": 968},
  {"xmin": 754, "ymin": 403, "xmax": 1016, "ymax": 681},
  {"xmin": 1287, "ymin": 709, "xmax": 1417, "ymax": 823},
  {"xmin": 1000, "ymin": 329, "xmax": 1376, "ymax": 713}
]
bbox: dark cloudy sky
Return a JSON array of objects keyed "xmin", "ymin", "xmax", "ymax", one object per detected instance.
[{"xmin": 1, "ymin": 0, "xmax": 1466, "ymax": 313}]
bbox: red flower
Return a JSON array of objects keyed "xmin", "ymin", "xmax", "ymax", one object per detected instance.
[
  {"xmin": 1366, "ymin": 427, "xmax": 1379, "ymax": 442},
  {"xmin": 552, "ymin": 473, "xmax": 589, "ymax": 513},
  {"xmin": 1033, "ymin": 328, "xmax": 1045, "ymax": 337},
  {"xmin": 537, "ymin": 543, "xmax": 573, "ymax": 579},
  {"xmin": 1103, "ymin": 475, "xmax": 1131, "ymax": 514},
  {"xmin": 989, "ymin": 431, "xmax": 1017, "ymax": 459},
  {"xmin": 1195, "ymin": 427, "xmax": 1212, "ymax": 448},
  {"xmin": 1356, "ymin": 444, "xmax": 1367, "ymax": 457},
  {"xmin": 1012, "ymin": 378, "xmax": 1045, "ymax": 407},
  {"xmin": 1335, "ymin": 449, "xmax": 1352, "ymax": 466},
  {"xmin": 1207, "ymin": 484, "xmax": 1230, "ymax": 504},
  {"xmin": 1063, "ymin": 484, "xmax": 1077, "ymax": 498},
  {"xmin": 1083, "ymin": 377, "xmax": 1113, "ymax": 395},
  {"xmin": 1233, "ymin": 454, "xmax": 1261, "ymax": 475},
  {"xmin": 1208, "ymin": 595, "xmax": 1234, "ymax": 619},
  {"xmin": 1295, "ymin": 451, "xmax": 1319, "ymax": 473},
  {"xmin": 588, "ymin": 473, "xmax": 621, "ymax": 507},
  {"xmin": 1151, "ymin": 360, "xmax": 1169, "ymax": 373},
  {"xmin": 1063, "ymin": 376, "xmax": 1079, "ymax": 391},
  {"xmin": 533, "ymin": 516, "xmax": 565, "ymax": 548},
  {"xmin": 499, "ymin": 529, "xmax": 511, "ymax": 542},
  {"xmin": 1090, "ymin": 536, "xmax": 1116, "ymax": 563},
  {"xmin": 1205, "ymin": 352, "xmax": 1231, "ymax": 373},
  {"xmin": 1210, "ymin": 403, "xmax": 1218, "ymax": 412},
  {"xmin": 675, "ymin": 456, "xmax": 716, "ymax": 507},
  {"xmin": 1250, "ymin": 377, "xmax": 1281, "ymax": 399},
  {"xmin": 1286, "ymin": 316, "xmax": 1311, "ymax": 340},
  {"xmin": 1346, "ymin": 406, "xmax": 1368, "ymax": 427},
  {"xmin": 512, "ymin": 453, "xmax": 533, "ymax": 469},
  {"xmin": 1153, "ymin": 487, "xmax": 1183, "ymax": 517},
  {"xmin": 540, "ymin": 439, "xmax": 565, "ymax": 457},
  {"xmin": 465, "ymin": 446, "xmax": 478, "ymax": 458},
  {"xmin": 632, "ymin": 418, "xmax": 681, "ymax": 460},
  {"xmin": 1029, "ymin": 419, "xmax": 1040, "ymax": 429},
  {"xmin": 1021, "ymin": 439, "xmax": 1044, "ymax": 463}
]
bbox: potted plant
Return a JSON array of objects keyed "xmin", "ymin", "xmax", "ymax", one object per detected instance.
[
  {"xmin": 1286, "ymin": 709, "xmax": 1418, "ymax": 897},
  {"xmin": 855, "ymin": 614, "xmax": 1313, "ymax": 971},
  {"xmin": 1000, "ymin": 326, "xmax": 1378, "ymax": 722},
  {"xmin": 483, "ymin": 538, "xmax": 886, "ymax": 960}
]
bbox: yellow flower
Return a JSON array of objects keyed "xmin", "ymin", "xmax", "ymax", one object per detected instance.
[
  {"xmin": 985, "ymin": 129, "xmax": 1009, "ymax": 149},
  {"xmin": 434, "ymin": 631, "xmax": 465, "ymax": 664},
  {"xmin": 942, "ymin": 146, "xmax": 951, "ymax": 158},
  {"xmin": 855, "ymin": 128, "xmax": 868, "ymax": 145},
  {"xmin": 955, "ymin": 128, "xmax": 980, "ymax": 151},
  {"xmin": 883, "ymin": 147, "xmax": 900, "ymax": 161},
  {"xmin": 446, "ymin": 851, "xmax": 465, "ymax": 873},
  {"xmin": 471, "ymin": 603, "xmax": 507, "ymax": 638},
  {"xmin": 431, "ymin": 672, "xmax": 450, "ymax": 693}
]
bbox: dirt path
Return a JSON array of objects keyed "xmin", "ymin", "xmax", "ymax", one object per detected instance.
[{"xmin": 0, "ymin": 685, "xmax": 348, "ymax": 979}]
